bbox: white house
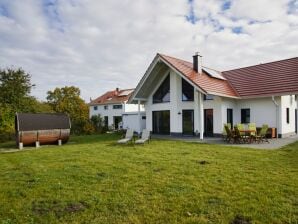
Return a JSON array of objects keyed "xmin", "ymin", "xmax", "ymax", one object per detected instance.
[
  {"xmin": 89, "ymin": 88, "xmax": 145, "ymax": 132},
  {"xmin": 129, "ymin": 53, "xmax": 298, "ymax": 138}
]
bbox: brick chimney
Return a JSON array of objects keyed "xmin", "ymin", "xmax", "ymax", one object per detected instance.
[{"xmin": 193, "ymin": 52, "xmax": 202, "ymax": 74}]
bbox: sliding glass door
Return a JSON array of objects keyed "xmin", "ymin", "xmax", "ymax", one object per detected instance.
[
  {"xmin": 182, "ymin": 110, "xmax": 194, "ymax": 135},
  {"xmin": 152, "ymin": 111, "xmax": 170, "ymax": 134}
]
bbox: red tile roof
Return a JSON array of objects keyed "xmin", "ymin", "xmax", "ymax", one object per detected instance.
[
  {"xmin": 159, "ymin": 54, "xmax": 239, "ymax": 97},
  {"xmin": 159, "ymin": 54, "xmax": 298, "ymax": 98},
  {"xmin": 90, "ymin": 88, "xmax": 134, "ymax": 105},
  {"xmin": 222, "ymin": 57, "xmax": 298, "ymax": 98}
]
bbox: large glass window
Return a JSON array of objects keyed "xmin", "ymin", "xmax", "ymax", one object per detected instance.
[
  {"xmin": 241, "ymin": 109, "xmax": 250, "ymax": 123},
  {"xmin": 113, "ymin": 105, "xmax": 122, "ymax": 109},
  {"xmin": 182, "ymin": 110, "xmax": 194, "ymax": 135},
  {"xmin": 182, "ymin": 79, "xmax": 194, "ymax": 101},
  {"xmin": 152, "ymin": 111, "xmax": 170, "ymax": 134},
  {"xmin": 153, "ymin": 75, "xmax": 170, "ymax": 103}
]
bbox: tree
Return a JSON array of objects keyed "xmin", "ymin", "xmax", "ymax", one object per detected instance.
[
  {"xmin": 90, "ymin": 114, "xmax": 104, "ymax": 133},
  {"xmin": 46, "ymin": 86, "xmax": 90, "ymax": 134},
  {"xmin": 0, "ymin": 67, "xmax": 53, "ymax": 142},
  {"xmin": 0, "ymin": 68, "xmax": 35, "ymax": 112}
]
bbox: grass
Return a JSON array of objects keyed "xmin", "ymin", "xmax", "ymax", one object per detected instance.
[{"xmin": 0, "ymin": 134, "xmax": 297, "ymax": 224}]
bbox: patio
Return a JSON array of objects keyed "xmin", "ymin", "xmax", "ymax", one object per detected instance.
[{"xmin": 152, "ymin": 134, "xmax": 298, "ymax": 150}]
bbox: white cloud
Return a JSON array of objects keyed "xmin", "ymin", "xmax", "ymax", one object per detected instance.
[
  {"xmin": 228, "ymin": 0, "xmax": 289, "ymax": 21},
  {"xmin": 0, "ymin": 0, "xmax": 297, "ymax": 101}
]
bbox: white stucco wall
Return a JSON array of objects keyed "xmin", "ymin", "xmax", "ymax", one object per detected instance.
[
  {"xmin": 280, "ymin": 95, "xmax": 296, "ymax": 136},
  {"xmin": 122, "ymin": 112, "xmax": 146, "ymax": 132},
  {"xmin": 221, "ymin": 96, "xmax": 297, "ymax": 137},
  {"xmin": 204, "ymin": 96, "xmax": 223, "ymax": 134},
  {"xmin": 124, "ymin": 103, "xmax": 145, "ymax": 112},
  {"xmin": 233, "ymin": 97, "xmax": 279, "ymax": 128},
  {"xmin": 221, "ymin": 98, "xmax": 237, "ymax": 127}
]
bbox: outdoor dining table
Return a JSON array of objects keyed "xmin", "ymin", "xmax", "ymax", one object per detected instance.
[{"xmin": 239, "ymin": 130, "xmax": 256, "ymax": 143}]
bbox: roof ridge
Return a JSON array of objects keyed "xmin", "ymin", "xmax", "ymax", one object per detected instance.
[
  {"xmin": 158, "ymin": 53, "xmax": 192, "ymax": 66},
  {"xmin": 158, "ymin": 53, "xmax": 222, "ymax": 72},
  {"xmin": 223, "ymin": 56, "xmax": 298, "ymax": 73}
]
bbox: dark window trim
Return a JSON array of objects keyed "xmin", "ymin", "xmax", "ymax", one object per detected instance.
[
  {"xmin": 113, "ymin": 104, "xmax": 123, "ymax": 109},
  {"xmin": 153, "ymin": 74, "xmax": 170, "ymax": 104},
  {"xmin": 93, "ymin": 106, "xmax": 98, "ymax": 110},
  {"xmin": 104, "ymin": 116, "xmax": 108, "ymax": 127},
  {"xmin": 182, "ymin": 109, "xmax": 194, "ymax": 136},
  {"xmin": 152, "ymin": 110, "xmax": 170, "ymax": 134},
  {"xmin": 286, "ymin": 108, "xmax": 290, "ymax": 124},
  {"xmin": 227, "ymin": 108, "xmax": 233, "ymax": 127},
  {"xmin": 182, "ymin": 78, "xmax": 194, "ymax": 102},
  {"xmin": 241, "ymin": 108, "xmax": 250, "ymax": 124}
]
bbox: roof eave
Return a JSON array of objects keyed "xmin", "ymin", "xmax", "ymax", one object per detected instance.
[
  {"xmin": 239, "ymin": 92, "xmax": 298, "ymax": 99},
  {"xmin": 89, "ymin": 101, "xmax": 127, "ymax": 106},
  {"xmin": 128, "ymin": 54, "xmax": 161, "ymax": 104},
  {"xmin": 207, "ymin": 91, "xmax": 240, "ymax": 99}
]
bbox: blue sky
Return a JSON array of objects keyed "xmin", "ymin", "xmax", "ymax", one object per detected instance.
[{"xmin": 0, "ymin": 0, "xmax": 297, "ymax": 101}]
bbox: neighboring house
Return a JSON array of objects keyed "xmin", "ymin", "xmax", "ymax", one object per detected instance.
[
  {"xmin": 129, "ymin": 53, "xmax": 298, "ymax": 138},
  {"xmin": 89, "ymin": 88, "xmax": 145, "ymax": 132}
]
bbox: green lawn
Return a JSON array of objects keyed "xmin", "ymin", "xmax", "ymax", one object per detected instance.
[{"xmin": 0, "ymin": 134, "xmax": 297, "ymax": 224}]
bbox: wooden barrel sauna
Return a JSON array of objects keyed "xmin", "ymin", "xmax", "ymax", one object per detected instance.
[{"xmin": 15, "ymin": 113, "xmax": 71, "ymax": 147}]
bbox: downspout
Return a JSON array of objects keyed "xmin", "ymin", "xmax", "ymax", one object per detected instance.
[{"xmin": 271, "ymin": 96, "xmax": 279, "ymax": 138}]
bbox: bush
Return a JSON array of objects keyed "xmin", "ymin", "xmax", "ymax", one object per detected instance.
[
  {"xmin": 83, "ymin": 121, "xmax": 95, "ymax": 135},
  {"xmin": 90, "ymin": 115, "xmax": 104, "ymax": 133},
  {"xmin": 0, "ymin": 132, "xmax": 14, "ymax": 143}
]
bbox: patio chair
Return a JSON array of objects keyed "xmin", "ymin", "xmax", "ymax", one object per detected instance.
[
  {"xmin": 135, "ymin": 129, "xmax": 151, "ymax": 144},
  {"xmin": 117, "ymin": 129, "xmax": 134, "ymax": 144},
  {"xmin": 222, "ymin": 123, "xmax": 231, "ymax": 141},
  {"xmin": 255, "ymin": 124, "xmax": 269, "ymax": 143},
  {"xmin": 236, "ymin": 123, "xmax": 249, "ymax": 143},
  {"xmin": 233, "ymin": 126, "xmax": 243, "ymax": 144},
  {"xmin": 236, "ymin": 123, "xmax": 245, "ymax": 134},
  {"xmin": 224, "ymin": 124, "xmax": 234, "ymax": 143},
  {"xmin": 248, "ymin": 123, "xmax": 257, "ymax": 142}
]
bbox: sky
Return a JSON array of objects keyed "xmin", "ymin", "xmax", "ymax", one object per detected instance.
[{"xmin": 0, "ymin": 0, "xmax": 297, "ymax": 102}]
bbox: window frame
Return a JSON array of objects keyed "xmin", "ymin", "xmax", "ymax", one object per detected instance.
[
  {"xmin": 241, "ymin": 108, "xmax": 250, "ymax": 123},
  {"xmin": 113, "ymin": 104, "xmax": 123, "ymax": 109},
  {"xmin": 104, "ymin": 105, "xmax": 108, "ymax": 110},
  {"xmin": 153, "ymin": 74, "xmax": 170, "ymax": 104},
  {"xmin": 227, "ymin": 108, "xmax": 233, "ymax": 127},
  {"xmin": 93, "ymin": 106, "xmax": 98, "ymax": 111},
  {"xmin": 182, "ymin": 78, "xmax": 194, "ymax": 102}
]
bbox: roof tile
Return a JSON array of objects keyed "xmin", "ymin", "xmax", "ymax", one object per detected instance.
[
  {"xmin": 90, "ymin": 89, "xmax": 134, "ymax": 105},
  {"xmin": 159, "ymin": 54, "xmax": 239, "ymax": 97},
  {"xmin": 222, "ymin": 57, "xmax": 298, "ymax": 97}
]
